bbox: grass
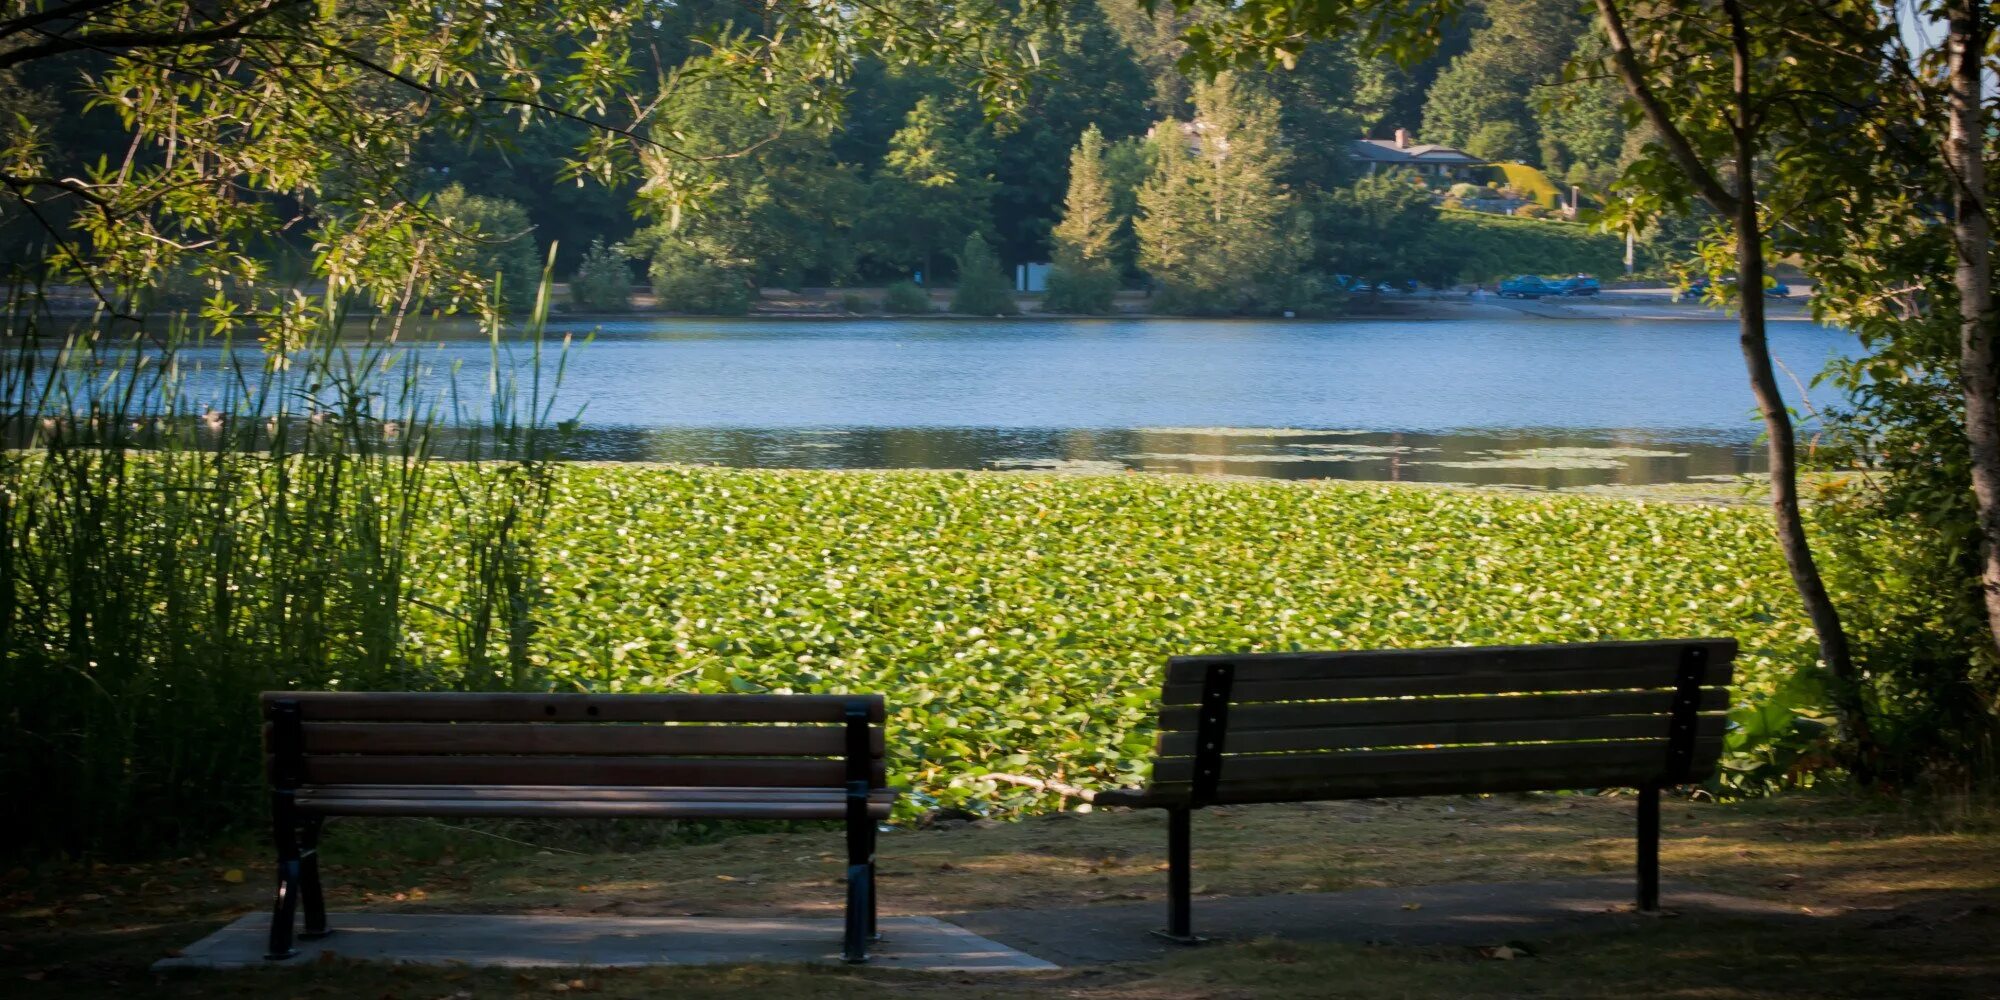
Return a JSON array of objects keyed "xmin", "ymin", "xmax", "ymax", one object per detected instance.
[{"xmin": 6, "ymin": 790, "xmax": 1997, "ymax": 997}]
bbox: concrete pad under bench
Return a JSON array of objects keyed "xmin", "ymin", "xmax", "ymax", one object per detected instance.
[{"xmin": 153, "ymin": 912, "xmax": 1055, "ymax": 973}]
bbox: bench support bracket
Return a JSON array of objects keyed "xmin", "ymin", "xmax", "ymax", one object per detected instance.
[
  {"xmin": 1639, "ymin": 643, "xmax": 1709, "ymax": 913},
  {"xmin": 1158, "ymin": 662, "xmax": 1232, "ymax": 943}
]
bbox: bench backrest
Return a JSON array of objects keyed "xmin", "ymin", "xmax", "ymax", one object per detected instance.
[
  {"xmin": 1149, "ymin": 638, "xmax": 1734, "ymax": 806},
  {"xmin": 262, "ymin": 692, "xmax": 888, "ymax": 791}
]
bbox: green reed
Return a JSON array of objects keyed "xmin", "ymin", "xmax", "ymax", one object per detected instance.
[{"xmin": 0, "ymin": 268, "xmax": 575, "ymax": 858}]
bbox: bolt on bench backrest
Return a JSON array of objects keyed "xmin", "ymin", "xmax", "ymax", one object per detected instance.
[
  {"xmin": 1149, "ymin": 639, "xmax": 1735, "ymax": 806},
  {"xmin": 262, "ymin": 692, "xmax": 889, "ymax": 791}
]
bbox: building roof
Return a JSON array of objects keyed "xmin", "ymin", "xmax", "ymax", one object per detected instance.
[{"xmin": 1349, "ymin": 138, "xmax": 1485, "ymax": 165}]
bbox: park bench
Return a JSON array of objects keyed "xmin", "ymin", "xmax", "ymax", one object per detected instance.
[
  {"xmin": 260, "ymin": 691, "xmax": 893, "ymax": 963},
  {"xmin": 1096, "ymin": 638, "xmax": 1734, "ymax": 941}
]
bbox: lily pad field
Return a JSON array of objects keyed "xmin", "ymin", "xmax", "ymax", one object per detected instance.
[{"xmin": 413, "ymin": 465, "xmax": 1811, "ymax": 816}]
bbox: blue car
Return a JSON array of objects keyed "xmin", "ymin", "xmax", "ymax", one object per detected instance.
[
  {"xmin": 1498, "ymin": 275, "xmax": 1557, "ymax": 299},
  {"xmin": 1552, "ymin": 274, "xmax": 1601, "ymax": 296}
]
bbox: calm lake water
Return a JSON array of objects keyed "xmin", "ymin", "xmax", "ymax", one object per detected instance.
[
  {"xmin": 37, "ymin": 316, "xmax": 1863, "ymax": 488},
  {"xmin": 527, "ymin": 316, "xmax": 1856, "ymax": 488}
]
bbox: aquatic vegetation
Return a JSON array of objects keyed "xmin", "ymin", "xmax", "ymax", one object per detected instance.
[{"xmin": 480, "ymin": 465, "xmax": 1810, "ymax": 816}]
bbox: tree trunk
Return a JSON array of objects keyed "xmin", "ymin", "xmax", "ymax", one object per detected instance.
[
  {"xmin": 1723, "ymin": 1, "xmax": 1873, "ymax": 758},
  {"xmin": 1946, "ymin": 1, "xmax": 2000, "ymax": 657}
]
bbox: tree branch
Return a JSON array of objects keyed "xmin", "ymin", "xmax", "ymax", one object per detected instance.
[
  {"xmin": 0, "ymin": 0, "xmax": 306, "ymax": 72},
  {"xmin": 1592, "ymin": 0, "xmax": 1741, "ymax": 215}
]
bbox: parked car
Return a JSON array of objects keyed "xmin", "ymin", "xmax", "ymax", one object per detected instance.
[
  {"xmin": 1551, "ymin": 274, "xmax": 1601, "ymax": 297},
  {"xmin": 1498, "ymin": 275, "xmax": 1558, "ymax": 299}
]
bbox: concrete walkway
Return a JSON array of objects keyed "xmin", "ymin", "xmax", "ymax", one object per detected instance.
[
  {"xmin": 157, "ymin": 877, "xmax": 1811, "ymax": 974},
  {"xmin": 153, "ymin": 913, "xmax": 1055, "ymax": 973},
  {"xmin": 946, "ymin": 876, "xmax": 1814, "ymax": 967}
]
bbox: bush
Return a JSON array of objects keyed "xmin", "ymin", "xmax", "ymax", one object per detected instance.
[
  {"xmin": 1514, "ymin": 204, "xmax": 1550, "ymax": 219},
  {"xmin": 1448, "ymin": 182, "xmax": 1482, "ymax": 200},
  {"xmin": 838, "ymin": 292, "xmax": 871, "ymax": 314},
  {"xmin": 882, "ymin": 280, "xmax": 933, "ymax": 314},
  {"xmin": 433, "ymin": 184, "xmax": 542, "ymax": 313},
  {"xmin": 568, "ymin": 240, "xmax": 632, "ymax": 312},
  {"xmin": 949, "ymin": 234, "xmax": 1018, "ymax": 316},
  {"xmin": 1429, "ymin": 209, "xmax": 1627, "ymax": 284},
  {"xmin": 1042, "ymin": 262, "xmax": 1118, "ymax": 314},
  {"xmin": 650, "ymin": 245, "xmax": 753, "ymax": 315}
]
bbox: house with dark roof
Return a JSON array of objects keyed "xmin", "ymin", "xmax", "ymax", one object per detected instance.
[{"xmin": 1349, "ymin": 129, "xmax": 1485, "ymax": 179}]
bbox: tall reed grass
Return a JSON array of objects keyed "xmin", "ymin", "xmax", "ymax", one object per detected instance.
[{"xmin": 0, "ymin": 271, "xmax": 576, "ymax": 857}]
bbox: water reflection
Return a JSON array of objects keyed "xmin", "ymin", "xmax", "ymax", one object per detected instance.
[{"xmin": 556, "ymin": 425, "xmax": 1759, "ymax": 489}]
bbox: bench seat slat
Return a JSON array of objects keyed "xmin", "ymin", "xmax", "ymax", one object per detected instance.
[
  {"xmin": 1160, "ymin": 664, "xmax": 1734, "ymax": 706},
  {"xmin": 1158, "ymin": 712, "xmax": 1726, "ymax": 756},
  {"xmin": 289, "ymin": 754, "xmax": 885, "ymax": 788},
  {"xmin": 1105, "ymin": 759, "xmax": 1722, "ymax": 807},
  {"xmin": 291, "ymin": 722, "xmax": 883, "ymax": 758},
  {"xmin": 1151, "ymin": 737, "xmax": 1722, "ymax": 785},
  {"xmin": 264, "ymin": 692, "xmax": 886, "ymax": 724},
  {"xmin": 296, "ymin": 785, "xmax": 897, "ymax": 802},
  {"xmin": 1157, "ymin": 688, "xmax": 1731, "ymax": 732},
  {"xmin": 1163, "ymin": 639, "xmax": 1737, "ymax": 685},
  {"xmin": 297, "ymin": 798, "xmax": 894, "ymax": 820}
]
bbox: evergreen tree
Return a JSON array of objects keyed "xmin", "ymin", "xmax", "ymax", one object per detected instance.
[
  {"xmin": 866, "ymin": 96, "xmax": 997, "ymax": 284},
  {"xmin": 950, "ymin": 234, "xmax": 1019, "ymax": 315},
  {"xmin": 1418, "ymin": 0, "xmax": 1580, "ymax": 163},
  {"xmin": 1136, "ymin": 73, "xmax": 1300, "ymax": 313},
  {"xmin": 1045, "ymin": 126, "xmax": 1121, "ymax": 313}
]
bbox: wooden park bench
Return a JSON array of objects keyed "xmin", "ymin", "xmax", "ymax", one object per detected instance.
[
  {"xmin": 1096, "ymin": 638, "xmax": 1734, "ymax": 941},
  {"xmin": 261, "ymin": 692, "xmax": 893, "ymax": 963}
]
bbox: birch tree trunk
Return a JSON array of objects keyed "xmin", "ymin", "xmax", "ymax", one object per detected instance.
[{"xmin": 1946, "ymin": 1, "xmax": 2000, "ymax": 657}]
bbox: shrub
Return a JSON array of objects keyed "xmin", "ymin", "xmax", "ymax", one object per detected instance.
[
  {"xmin": 433, "ymin": 184, "xmax": 541, "ymax": 313},
  {"xmin": 1042, "ymin": 262, "xmax": 1118, "ymax": 314},
  {"xmin": 569, "ymin": 240, "xmax": 632, "ymax": 312},
  {"xmin": 838, "ymin": 292, "xmax": 870, "ymax": 314},
  {"xmin": 1514, "ymin": 204, "xmax": 1550, "ymax": 219},
  {"xmin": 1448, "ymin": 182, "xmax": 1482, "ymax": 200},
  {"xmin": 650, "ymin": 244, "xmax": 753, "ymax": 315},
  {"xmin": 882, "ymin": 280, "xmax": 933, "ymax": 314},
  {"xmin": 1429, "ymin": 209, "xmax": 1627, "ymax": 284},
  {"xmin": 949, "ymin": 234, "xmax": 1018, "ymax": 316}
]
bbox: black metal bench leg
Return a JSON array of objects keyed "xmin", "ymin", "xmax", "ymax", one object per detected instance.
[
  {"xmin": 266, "ymin": 795, "xmax": 301, "ymax": 960},
  {"xmin": 1637, "ymin": 782, "xmax": 1661, "ymax": 912},
  {"xmin": 866, "ymin": 821, "xmax": 880, "ymax": 941},
  {"xmin": 1157, "ymin": 805, "xmax": 1198, "ymax": 943},
  {"xmin": 842, "ymin": 789, "xmax": 872, "ymax": 963},
  {"xmin": 298, "ymin": 816, "xmax": 330, "ymax": 940}
]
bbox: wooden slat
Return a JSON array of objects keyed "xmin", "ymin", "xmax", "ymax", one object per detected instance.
[
  {"xmin": 298, "ymin": 798, "xmax": 894, "ymax": 820},
  {"xmin": 297, "ymin": 785, "xmax": 897, "ymax": 802},
  {"xmin": 1160, "ymin": 664, "xmax": 1734, "ymax": 706},
  {"xmin": 1134, "ymin": 757, "xmax": 1725, "ymax": 805},
  {"xmin": 1150, "ymin": 738, "xmax": 1722, "ymax": 785},
  {"xmin": 263, "ymin": 692, "xmax": 887, "ymax": 724},
  {"xmin": 1163, "ymin": 638, "xmax": 1736, "ymax": 686},
  {"xmin": 1157, "ymin": 688, "xmax": 1730, "ymax": 732},
  {"xmin": 292, "ymin": 722, "xmax": 883, "ymax": 758},
  {"xmin": 290, "ymin": 754, "xmax": 884, "ymax": 789},
  {"xmin": 1158, "ymin": 713, "xmax": 1727, "ymax": 756}
]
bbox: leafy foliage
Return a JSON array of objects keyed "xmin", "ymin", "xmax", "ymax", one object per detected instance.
[
  {"xmin": 433, "ymin": 186, "xmax": 542, "ymax": 314},
  {"xmin": 569, "ymin": 240, "xmax": 633, "ymax": 313},
  {"xmin": 1432, "ymin": 210, "xmax": 1626, "ymax": 284},
  {"xmin": 882, "ymin": 280, "xmax": 934, "ymax": 314},
  {"xmin": 649, "ymin": 239, "xmax": 753, "ymax": 316},
  {"xmin": 1045, "ymin": 125, "xmax": 1122, "ymax": 313},
  {"xmin": 949, "ymin": 234, "xmax": 1018, "ymax": 315}
]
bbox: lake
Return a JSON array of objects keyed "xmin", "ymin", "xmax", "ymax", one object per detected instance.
[
  {"xmin": 523, "ymin": 315, "xmax": 1855, "ymax": 489},
  {"xmin": 41, "ymin": 315, "xmax": 1862, "ymax": 489}
]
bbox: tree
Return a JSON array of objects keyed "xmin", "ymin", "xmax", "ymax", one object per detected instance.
[
  {"xmin": 865, "ymin": 97, "xmax": 998, "ymax": 284},
  {"xmin": 950, "ymin": 234, "xmax": 1019, "ymax": 315},
  {"xmin": 1045, "ymin": 126, "xmax": 1122, "ymax": 313},
  {"xmin": 0, "ymin": 0, "xmax": 1053, "ymax": 332},
  {"xmin": 1135, "ymin": 73, "xmax": 1301, "ymax": 313},
  {"xmin": 1314, "ymin": 170, "xmax": 1444, "ymax": 284},
  {"xmin": 1418, "ymin": 0, "xmax": 1580, "ymax": 164}
]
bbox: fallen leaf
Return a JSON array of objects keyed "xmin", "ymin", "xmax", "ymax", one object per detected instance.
[
  {"xmin": 1401, "ymin": 902, "xmax": 1422, "ymax": 911},
  {"xmin": 221, "ymin": 870, "xmax": 245, "ymax": 884}
]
